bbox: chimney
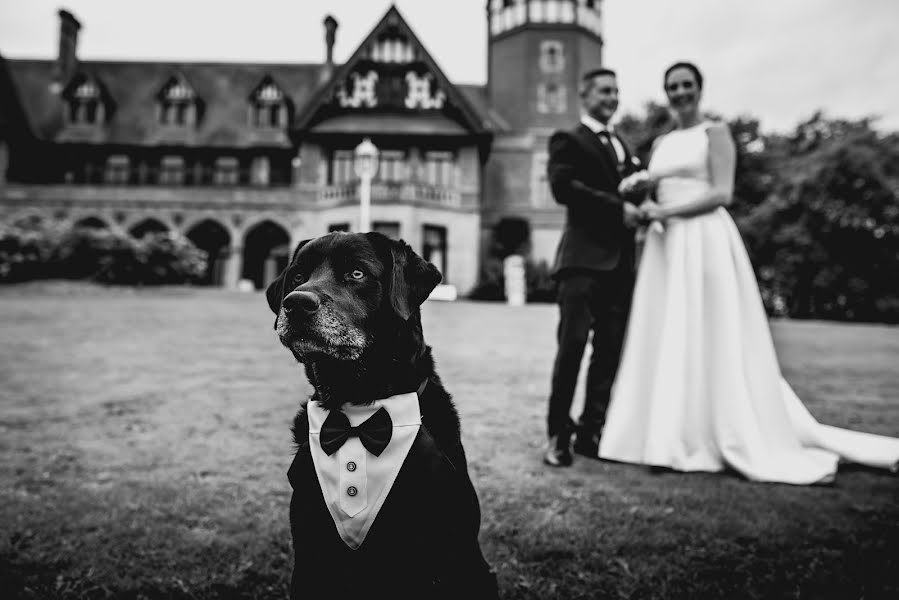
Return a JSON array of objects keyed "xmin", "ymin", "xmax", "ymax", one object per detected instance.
[
  {"xmin": 55, "ymin": 9, "xmax": 81, "ymax": 88},
  {"xmin": 320, "ymin": 15, "xmax": 338, "ymax": 83}
]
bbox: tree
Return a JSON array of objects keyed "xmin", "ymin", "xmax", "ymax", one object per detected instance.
[{"xmin": 748, "ymin": 115, "xmax": 899, "ymax": 321}]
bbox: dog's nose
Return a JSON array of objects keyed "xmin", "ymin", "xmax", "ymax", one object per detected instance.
[{"xmin": 283, "ymin": 291, "xmax": 320, "ymax": 315}]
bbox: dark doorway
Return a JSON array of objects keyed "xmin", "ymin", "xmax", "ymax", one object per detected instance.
[
  {"xmin": 242, "ymin": 220, "xmax": 290, "ymax": 290},
  {"xmin": 74, "ymin": 216, "xmax": 108, "ymax": 229},
  {"xmin": 422, "ymin": 224, "xmax": 448, "ymax": 282},
  {"xmin": 129, "ymin": 218, "xmax": 169, "ymax": 238},
  {"xmin": 12, "ymin": 214, "xmax": 44, "ymax": 230},
  {"xmin": 186, "ymin": 219, "xmax": 231, "ymax": 286}
]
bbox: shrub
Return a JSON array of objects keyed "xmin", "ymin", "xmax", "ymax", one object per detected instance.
[
  {"xmin": 0, "ymin": 223, "xmax": 207, "ymax": 285},
  {"xmin": 0, "ymin": 222, "xmax": 65, "ymax": 282},
  {"xmin": 469, "ymin": 216, "xmax": 558, "ymax": 303},
  {"xmin": 468, "ymin": 255, "xmax": 558, "ymax": 303}
]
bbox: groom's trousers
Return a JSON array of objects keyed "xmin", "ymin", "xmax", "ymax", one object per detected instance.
[{"xmin": 547, "ymin": 267, "xmax": 633, "ymax": 439}]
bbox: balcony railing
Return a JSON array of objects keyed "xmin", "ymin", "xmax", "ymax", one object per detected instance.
[
  {"xmin": 0, "ymin": 181, "xmax": 478, "ymax": 212},
  {"xmin": 317, "ymin": 181, "xmax": 467, "ymax": 209}
]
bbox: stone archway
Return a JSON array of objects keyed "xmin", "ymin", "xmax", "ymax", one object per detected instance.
[
  {"xmin": 242, "ymin": 220, "xmax": 290, "ymax": 290},
  {"xmin": 129, "ymin": 218, "xmax": 169, "ymax": 238},
  {"xmin": 11, "ymin": 213, "xmax": 46, "ymax": 230},
  {"xmin": 186, "ymin": 219, "xmax": 231, "ymax": 286},
  {"xmin": 74, "ymin": 216, "xmax": 109, "ymax": 229}
]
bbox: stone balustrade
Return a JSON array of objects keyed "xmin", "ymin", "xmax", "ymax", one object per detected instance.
[{"xmin": 0, "ymin": 181, "xmax": 477, "ymax": 213}]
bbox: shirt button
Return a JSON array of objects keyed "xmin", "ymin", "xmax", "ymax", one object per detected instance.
[
  {"xmin": 346, "ymin": 461, "xmax": 357, "ymax": 472},
  {"xmin": 347, "ymin": 486, "xmax": 358, "ymax": 497}
]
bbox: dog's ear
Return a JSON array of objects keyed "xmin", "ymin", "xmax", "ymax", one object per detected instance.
[
  {"xmin": 368, "ymin": 232, "xmax": 442, "ymax": 320},
  {"xmin": 265, "ymin": 239, "xmax": 311, "ymax": 315}
]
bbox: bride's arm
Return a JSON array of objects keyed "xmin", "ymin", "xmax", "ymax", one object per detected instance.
[{"xmin": 651, "ymin": 123, "xmax": 736, "ymax": 220}]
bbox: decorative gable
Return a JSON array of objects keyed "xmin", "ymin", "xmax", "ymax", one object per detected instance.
[
  {"xmin": 336, "ymin": 71, "xmax": 379, "ymax": 109},
  {"xmin": 405, "ymin": 72, "xmax": 445, "ymax": 110},
  {"xmin": 295, "ymin": 6, "xmax": 491, "ymax": 136}
]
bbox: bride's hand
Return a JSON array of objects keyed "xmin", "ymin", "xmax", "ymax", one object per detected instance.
[
  {"xmin": 642, "ymin": 202, "xmax": 667, "ymax": 222},
  {"xmin": 619, "ymin": 170, "xmax": 653, "ymax": 195}
]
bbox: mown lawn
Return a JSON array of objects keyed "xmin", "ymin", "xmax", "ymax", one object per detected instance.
[{"xmin": 1, "ymin": 282, "xmax": 898, "ymax": 600}]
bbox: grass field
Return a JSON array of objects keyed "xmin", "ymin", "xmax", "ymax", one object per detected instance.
[{"xmin": 1, "ymin": 282, "xmax": 898, "ymax": 600}]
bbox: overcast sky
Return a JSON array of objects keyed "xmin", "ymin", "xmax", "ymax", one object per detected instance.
[{"xmin": 1, "ymin": 0, "xmax": 897, "ymax": 133}]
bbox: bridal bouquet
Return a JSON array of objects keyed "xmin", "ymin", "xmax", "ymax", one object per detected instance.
[{"xmin": 618, "ymin": 170, "xmax": 653, "ymax": 195}]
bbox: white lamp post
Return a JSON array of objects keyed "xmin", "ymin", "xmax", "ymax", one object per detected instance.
[{"xmin": 354, "ymin": 137, "xmax": 379, "ymax": 233}]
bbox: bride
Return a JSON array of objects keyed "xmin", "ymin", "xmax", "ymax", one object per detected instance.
[{"xmin": 597, "ymin": 62, "xmax": 899, "ymax": 484}]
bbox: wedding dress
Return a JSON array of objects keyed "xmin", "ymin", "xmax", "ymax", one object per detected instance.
[{"xmin": 597, "ymin": 122, "xmax": 899, "ymax": 484}]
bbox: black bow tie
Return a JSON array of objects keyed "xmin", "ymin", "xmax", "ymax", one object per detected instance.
[{"xmin": 320, "ymin": 407, "xmax": 393, "ymax": 457}]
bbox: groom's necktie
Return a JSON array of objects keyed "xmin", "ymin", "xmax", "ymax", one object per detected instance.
[{"xmin": 597, "ymin": 130, "xmax": 622, "ymax": 166}]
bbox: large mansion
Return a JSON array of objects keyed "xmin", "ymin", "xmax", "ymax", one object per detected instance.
[{"xmin": 0, "ymin": 1, "xmax": 606, "ymax": 291}]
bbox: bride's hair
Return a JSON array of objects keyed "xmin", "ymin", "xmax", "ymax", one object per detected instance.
[{"xmin": 663, "ymin": 62, "xmax": 703, "ymax": 91}]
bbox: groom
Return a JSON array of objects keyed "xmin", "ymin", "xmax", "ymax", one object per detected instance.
[{"xmin": 543, "ymin": 67, "xmax": 642, "ymax": 467}]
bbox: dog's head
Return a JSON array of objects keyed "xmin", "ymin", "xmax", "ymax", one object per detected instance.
[{"xmin": 266, "ymin": 231, "xmax": 442, "ymax": 362}]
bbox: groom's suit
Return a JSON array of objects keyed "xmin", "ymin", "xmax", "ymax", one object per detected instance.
[{"xmin": 546, "ymin": 117, "xmax": 639, "ymax": 444}]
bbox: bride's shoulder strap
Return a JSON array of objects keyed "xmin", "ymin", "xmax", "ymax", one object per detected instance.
[
  {"xmin": 702, "ymin": 119, "xmax": 730, "ymax": 135},
  {"xmin": 649, "ymin": 132, "xmax": 667, "ymax": 154}
]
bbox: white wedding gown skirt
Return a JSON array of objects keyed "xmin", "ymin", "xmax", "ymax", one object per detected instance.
[{"xmin": 597, "ymin": 124, "xmax": 899, "ymax": 485}]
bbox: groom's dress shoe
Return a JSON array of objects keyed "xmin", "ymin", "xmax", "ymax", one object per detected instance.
[
  {"xmin": 573, "ymin": 432, "xmax": 601, "ymax": 460},
  {"xmin": 543, "ymin": 434, "xmax": 573, "ymax": 467}
]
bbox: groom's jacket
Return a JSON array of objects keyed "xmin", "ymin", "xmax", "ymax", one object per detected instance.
[{"xmin": 547, "ymin": 123, "xmax": 638, "ymax": 277}]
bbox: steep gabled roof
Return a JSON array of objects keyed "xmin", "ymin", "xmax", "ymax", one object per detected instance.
[
  {"xmin": 5, "ymin": 59, "xmax": 323, "ymax": 147},
  {"xmin": 294, "ymin": 5, "xmax": 496, "ymax": 136},
  {"xmin": 0, "ymin": 54, "xmax": 35, "ymax": 142}
]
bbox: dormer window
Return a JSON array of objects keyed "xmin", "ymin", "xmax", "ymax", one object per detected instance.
[
  {"xmin": 158, "ymin": 75, "xmax": 199, "ymax": 126},
  {"xmin": 249, "ymin": 77, "xmax": 289, "ymax": 128},
  {"xmin": 63, "ymin": 75, "xmax": 108, "ymax": 125}
]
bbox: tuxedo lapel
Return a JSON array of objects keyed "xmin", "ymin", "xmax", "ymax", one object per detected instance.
[{"xmin": 573, "ymin": 124, "xmax": 620, "ymax": 183}]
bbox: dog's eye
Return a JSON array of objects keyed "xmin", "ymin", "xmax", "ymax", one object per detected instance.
[
  {"xmin": 292, "ymin": 273, "xmax": 305, "ymax": 286},
  {"xmin": 348, "ymin": 269, "xmax": 365, "ymax": 281}
]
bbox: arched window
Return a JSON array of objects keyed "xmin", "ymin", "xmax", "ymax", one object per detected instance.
[{"xmin": 539, "ymin": 40, "xmax": 565, "ymax": 73}]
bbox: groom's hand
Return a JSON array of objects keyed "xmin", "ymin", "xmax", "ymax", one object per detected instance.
[{"xmin": 623, "ymin": 202, "xmax": 642, "ymax": 228}]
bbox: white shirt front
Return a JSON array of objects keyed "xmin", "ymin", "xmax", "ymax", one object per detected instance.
[
  {"xmin": 307, "ymin": 392, "xmax": 422, "ymax": 549},
  {"xmin": 581, "ymin": 114, "xmax": 626, "ymax": 165}
]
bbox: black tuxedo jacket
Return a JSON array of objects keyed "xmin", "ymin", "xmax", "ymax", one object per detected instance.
[
  {"xmin": 547, "ymin": 124, "xmax": 639, "ymax": 277},
  {"xmin": 287, "ymin": 411, "xmax": 497, "ymax": 600}
]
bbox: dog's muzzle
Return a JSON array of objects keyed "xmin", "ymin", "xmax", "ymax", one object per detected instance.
[
  {"xmin": 283, "ymin": 290, "xmax": 320, "ymax": 315},
  {"xmin": 276, "ymin": 290, "xmax": 369, "ymax": 361}
]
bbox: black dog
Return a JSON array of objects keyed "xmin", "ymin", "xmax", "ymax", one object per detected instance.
[{"xmin": 266, "ymin": 231, "xmax": 498, "ymax": 600}]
